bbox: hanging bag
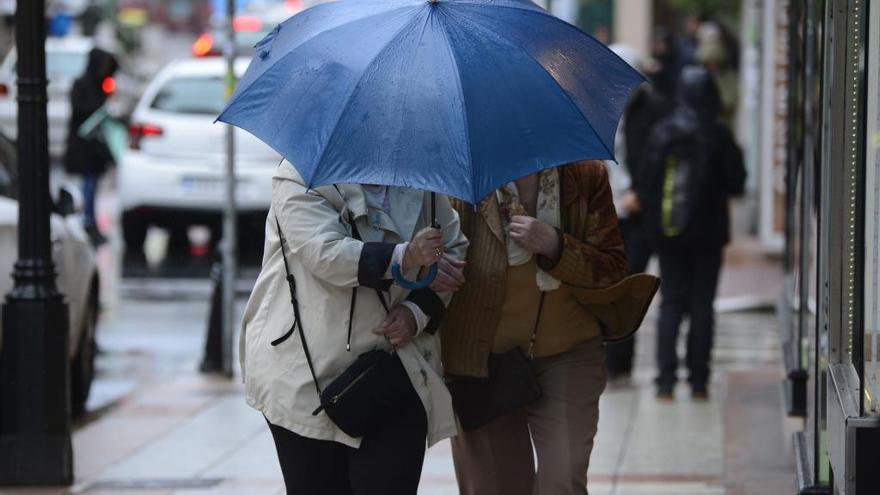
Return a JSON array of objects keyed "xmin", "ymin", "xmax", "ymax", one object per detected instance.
[
  {"xmin": 446, "ymin": 293, "xmax": 546, "ymax": 431},
  {"xmin": 271, "ymin": 212, "xmax": 414, "ymax": 439}
]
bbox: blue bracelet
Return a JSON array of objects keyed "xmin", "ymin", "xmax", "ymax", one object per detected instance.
[{"xmin": 391, "ymin": 262, "xmax": 438, "ymax": 290}]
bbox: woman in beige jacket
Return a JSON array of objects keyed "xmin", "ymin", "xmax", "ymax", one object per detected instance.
[{"xmin": 240, "ymin": 162, "xmax": 468, "ymax": 494}]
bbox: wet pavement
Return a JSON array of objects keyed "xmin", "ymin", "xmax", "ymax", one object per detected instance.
[{"xmin": 0, "ymin": 302, "xmax": 794, "ymax": 495}]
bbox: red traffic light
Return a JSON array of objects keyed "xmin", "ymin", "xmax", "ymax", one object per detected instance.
[{"xmin": 101, "ymin": 76, "xmax": 116, "ymax": 95}]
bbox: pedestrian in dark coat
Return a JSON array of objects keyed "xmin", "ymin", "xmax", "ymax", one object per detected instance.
[
  {"xmin": 636, "ymin": 66, "xmax": 746, "ymax": 400},
  {"xmin": 649, "ymin": 29, "xmax": 682, "ymax": 102},
  {"xmin": 64, "ymin": 47, "xmax": 117, "ymax": 244},
  {"xmin": 604, "ymin": 45, "xmax": 672, "ymax": 383}
]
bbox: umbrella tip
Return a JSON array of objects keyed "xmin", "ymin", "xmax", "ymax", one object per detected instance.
[{"xmin": 428, "ymin": 0, "xmax": 440, "ymax": 4}]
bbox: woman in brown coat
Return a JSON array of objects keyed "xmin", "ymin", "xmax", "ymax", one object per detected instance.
[{"xmin": 437, "ymin": 160, "xmax": 628, "ymax": 495}]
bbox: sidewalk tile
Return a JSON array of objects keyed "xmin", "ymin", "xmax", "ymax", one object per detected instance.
[
  {"xmin": 611, "ymin": 482, "xmax": 725, "ymax": 494},
  {"xmin": 617, "ymin": 384, "xmax": 724, "ymax": 476},
  {"xmin": 201, "ymin": 423, "xmax": 281, "ymax": 480},
  {"xmin": 172, "ymin": 480, "xmax": 283, "ymax": 495},
  {"xmin": 73, "ymin": 414, "xmax": 184, "ymax": 480},
  {"xmin": 95, "ymin": 396, "xmax": 262, "ymax": 481},
  {"xmin": 590, "ymin": 385, "xmax": 638, "ymax": 475}
]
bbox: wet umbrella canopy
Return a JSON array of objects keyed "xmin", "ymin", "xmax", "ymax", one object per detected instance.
[{"xmin": 217, "ymin": 0, "xmax": 644, "ymax": 204}]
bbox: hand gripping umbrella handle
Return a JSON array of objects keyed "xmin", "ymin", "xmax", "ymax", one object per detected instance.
[{"xmin": 393, "ymin": 192, "xmax": 439, "ymax": 290}]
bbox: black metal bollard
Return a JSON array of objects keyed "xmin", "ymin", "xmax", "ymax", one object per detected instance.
[
  {"xmin": 0, "ymin": 0, "xmax": 72, "ymax": 485},
  {"xmin": 199, "ymin": 261, "xmax": 225, "ymax": 374}
]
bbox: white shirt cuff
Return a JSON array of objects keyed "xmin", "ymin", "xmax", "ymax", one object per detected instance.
[
  {"xmin": 401, "ymin": 301, "xmax": 430, "ymax": 336},
  {"xmin": 383, "ymin": 242, "xmax": 409, "ymax": 279}
]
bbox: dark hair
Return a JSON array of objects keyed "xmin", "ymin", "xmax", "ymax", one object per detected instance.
[{"xmin": 676, "ymin": 65, "xmax": 720, "ymax": 121}]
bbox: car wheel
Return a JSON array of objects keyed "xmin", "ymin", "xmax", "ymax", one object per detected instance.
[
  {"xmin": 122, "ymin": 209, "xmax": 148, "ymax": 258},
  {"xmin": 70, "ymin": 282, "xmax": 99, "ymax": 417},
  {"xmin": 238, "ymin": 218, "xmax": 265, "ymax": 264},
  {"xmin": 166, "ymin": 224, "xmax": 191, "ymax": 258}
]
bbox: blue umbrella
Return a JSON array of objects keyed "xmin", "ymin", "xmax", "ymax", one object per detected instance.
[
  {"xmin": 218, "ymin": 0, "xmax": 644, "ymax": 202},
  {"xmin": 217, "ymin": 0, "xmax": 644, "ymax": 287}
]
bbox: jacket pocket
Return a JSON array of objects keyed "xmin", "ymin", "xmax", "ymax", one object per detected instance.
[{"xmin": 270, "ymin": 322, "xmax": 296, "ymax": 346}]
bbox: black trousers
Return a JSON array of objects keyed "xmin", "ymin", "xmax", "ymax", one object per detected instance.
[
  {"xmin": 605, "ymin": 216, "xmax": 654, "ymax": 376},
  {"xmin": 655, "ymin": 246, "xmax": 723, "ymax": 388},
  {"xmin": 266, "ymin": 386, "xmax": 428, "ymax": 495}
]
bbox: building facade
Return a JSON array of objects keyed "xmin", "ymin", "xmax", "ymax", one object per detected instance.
[{"xmin": 779, "ymin": 0, "xmax": 880, "ymax": 493}]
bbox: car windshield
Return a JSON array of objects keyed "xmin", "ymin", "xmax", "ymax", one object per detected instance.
[
  {"xmin": 150, "ymin": 76, "xmax": 225, "ymax": 115},
  {"xmin": 46, "ymin": 51, "xmax": 89, "ymax": 80},
  {"xmin": 11, "ymin": 50, "xmax": 89, "ymax": 80}
]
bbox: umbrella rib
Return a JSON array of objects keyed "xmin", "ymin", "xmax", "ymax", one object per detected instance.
[
  {"xmin": 435, "ymin": 9, "xmax": 476, "ymax": 203},
  {"xmin": 307, "ymin": 13, "xmax": 426, "ymax": 187},
  {"xmin": 453, "ymin": 0, "xmax": 620, "ymax": 63},
  {"xmin": 494, "ymin": 7, "xmax": 646, "ymax": 159},
  {"xmin": 446, "ymin": 0, "xmax": 548, "ymax": 15},
  {"xmin": 510, "ymin": 6, "xmax": 649, "ymax": 85},
  {"xmin": 452, "ymin": 6, "xmax": 620, "ymax": 161},
  {"xmin": 221, "ymin": 5, "xmax": 418, "ymax": 121}
]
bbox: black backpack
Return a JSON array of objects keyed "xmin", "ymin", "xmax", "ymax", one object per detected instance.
[{"xmin": 652, "ymin": 133, "xmax": 711, "ymax": 243}]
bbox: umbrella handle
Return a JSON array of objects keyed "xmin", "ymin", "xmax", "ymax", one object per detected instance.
[
  {"xmin": 391, "ymin": 262, "xmax": 438, "ymax": 290},
  {"xmin": 393, "ymin": 194, "xmax": 440, "ymax": 289}
]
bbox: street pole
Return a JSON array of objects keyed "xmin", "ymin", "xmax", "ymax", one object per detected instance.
[
  {"xmin": 0, "ymin": 0, "xmax": 73, "ymax": 486},
  {"xmin": 221, "ymin": 0, "xmax": 237, "ymax": 378}
]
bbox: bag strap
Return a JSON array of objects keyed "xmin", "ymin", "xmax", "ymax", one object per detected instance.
[
  {"xmin": 344, "ymin": 216, "xmax": 390, "ymax": 351},
  {"xmin": 344, "ymin": 208, "xmax": 390, "ymax": 311},
  {"xmin": 526, "ymin": 292, "xmax": 547, "ymax": 358},
  {"xmin": 332, "ymin": 185, "xmax": 389, "ymax": 311},
  {"xmin": 274, "ymin": 185, "xmax": 390, "ymax": 357},
  {"xmin": 272, "ymin": 214, "xmax": 322, "ymax": 397}
]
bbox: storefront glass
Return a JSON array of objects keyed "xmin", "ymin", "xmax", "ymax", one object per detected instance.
[
  {"xmin": 862, "ymin": 0, "xmax": 879, "ymax": 417},
  {"xmin": 787, "ymin": 2, "xmax": 880, "ymax": 491}
]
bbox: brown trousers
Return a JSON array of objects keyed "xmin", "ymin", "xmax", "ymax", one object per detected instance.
[{"xmin": 451, "ymin": 338, "xmax": 607, "ymax": 495}]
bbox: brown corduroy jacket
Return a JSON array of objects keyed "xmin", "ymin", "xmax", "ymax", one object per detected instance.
[{"xmin": 441, "ymin": 160, "xmax": 630, "ymax": 378}]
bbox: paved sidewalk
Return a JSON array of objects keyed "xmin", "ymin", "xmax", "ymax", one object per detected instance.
[
  {"xmin": 1, "ymin": 244, "xmax": 794, "ymax": 495},
  {"xmin": 0, "ymin": 309, "xmax": 792, "ymax": 495}
]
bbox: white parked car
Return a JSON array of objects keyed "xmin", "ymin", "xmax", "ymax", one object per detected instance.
[
  {"xmin": 0, "ymin": 137, "xmax": 101, "ymax": 416},
  {"xmin": 0, "ymin": 36, "xmax": 94, "ymax": 159},
  {"xmin": 118, "ymin": 57, "xmax": 280, "ymax": 257}
]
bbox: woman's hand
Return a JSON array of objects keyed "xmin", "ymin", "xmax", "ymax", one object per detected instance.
[
  {"xmin": 509, "ymin": 215, "xmax": 560, "ymax": 258},
  {"xmin": 622, "ymin": 190, "xmax": 642, "ymax": 214},
  {"xmin": 430, "ymin": 254, "xmax": 466, "ymax": 292},
  {"xmin": 372, "ymin": 306, "xmax": 417, "ymax": 346},
  {"xmin": 403, "ymin": 227, "xmax": 444, "ymax": 269}
]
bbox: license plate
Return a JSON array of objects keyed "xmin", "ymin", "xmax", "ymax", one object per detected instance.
[{"xmin": 180, "ymin": 176, "xmax": 223, "ymax": 193}]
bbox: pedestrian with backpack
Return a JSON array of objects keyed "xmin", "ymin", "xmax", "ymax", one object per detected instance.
[
  {"xmin": 64, "ymin": 48, "xmax": 118, "ymax": 246},
  {"xmin": 637, "ymin": 66, "xmax": 746, "ymax": 400}
]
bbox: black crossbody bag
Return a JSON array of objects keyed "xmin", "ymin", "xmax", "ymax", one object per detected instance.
[
  {"xmin": 271, "ymin": 213, "xmax": 413, "ymax": 439},
  {"xmin": 446, "ymin": 293, "xmax": 546, "ymax": 431}
]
